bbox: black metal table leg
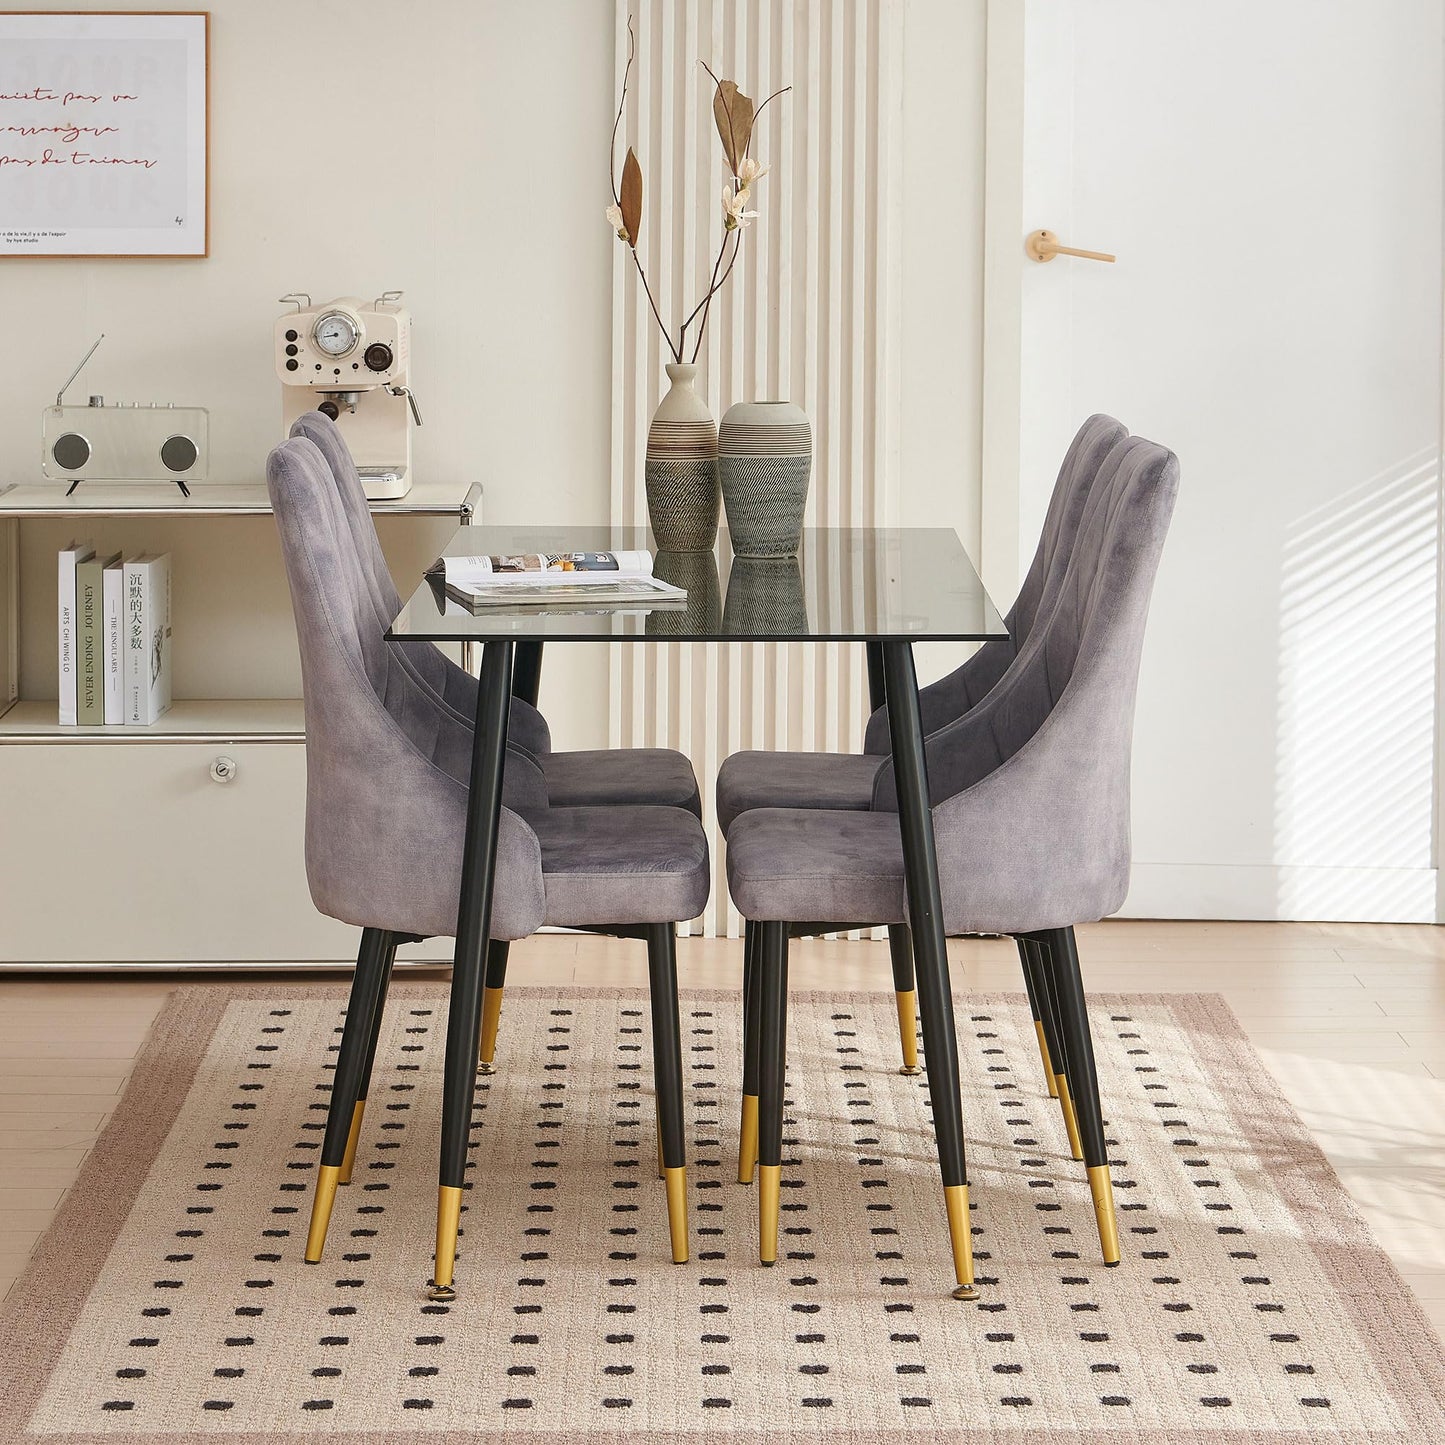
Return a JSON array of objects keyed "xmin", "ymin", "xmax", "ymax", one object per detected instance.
[
  {"xmin": 881, "ymin": 640, "xmax": 977, "ymax": 1301},
  {"xmin": 865, "ymin": 641, "xmax": 886, "ymax": 714},
  {"xmin": 513, "ymin": 641, "xmax": 545, "ymax": 709},
  {"xmin": 869, "ymin": 643, "xmax": 920, "ymax": 1076},
  {"xmin": 431, "ymin": 639, "xmax": 514, "ymax": 1301}
]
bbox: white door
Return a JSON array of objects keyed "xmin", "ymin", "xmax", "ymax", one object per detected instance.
[{"xmin": 983, "ymin": 1, "xmax": 1445, "ymax": 923}]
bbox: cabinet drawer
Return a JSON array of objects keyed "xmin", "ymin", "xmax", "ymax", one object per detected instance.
[{"xmin": 1, "ymin": 739, "xmax": 360, "ymax": 963}]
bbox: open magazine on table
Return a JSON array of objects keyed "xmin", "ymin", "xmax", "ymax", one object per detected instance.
[{"xmin": 425, "ymin": 550, "xmax": 686, "ymax": 611}]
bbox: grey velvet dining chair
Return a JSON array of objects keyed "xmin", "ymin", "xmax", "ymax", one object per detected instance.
[
  {"xmin": 267, "ymin": 435, "xmax": 711, "ymax": 1292},
  {"xmin": 720, "ymin": 414, "xmax": 1129, "ymax": 1172},
  {"xmin": 291, "ymin": 411, "xmax": 703, "ymax": 1084},
  {"xmin": 723, "ymin": 431, "xmax": 1178, "ymax": 1290}
]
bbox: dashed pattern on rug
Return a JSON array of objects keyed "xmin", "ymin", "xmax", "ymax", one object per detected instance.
[{"xmin": 2, "ymin": 983, "xmax": 1443, "ymax": 1442}]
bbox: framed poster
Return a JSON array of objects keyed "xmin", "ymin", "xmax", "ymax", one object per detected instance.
[{"xmin": 0, "ymin": 11, "xmax": 208, "ymax": 257}]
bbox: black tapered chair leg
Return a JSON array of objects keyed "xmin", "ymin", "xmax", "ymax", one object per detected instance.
[
  {"xmin": 338, "ymin": 931, "xmax": 400, "ymax": 1185},
  {"xmin": 477, "ymin": 940, "xmax": 510, "ymax": 1075},
  {"xmin": 1016, "ymin": 936, "xmax": 1058, "ymax": 1098},
  {"xmin": 306, "ymin": 927, "xmax": 393, "ymax": 1262},
  {"xmin": 646, "ymin": 923, "xmax": 689, "ymax": 1263},
  {"xmin": 1024, "ymin": 935, "xmax": 1084, "ymax": 1160},
  {"xmin": 738, "ymin": 920, "xmax": 762, "ymax": 1182},
  {"xmin": 1041, "ymin": 926, "xmax": 1119, "ymax": 1265},
  {"xmin": 756, "ymin": 920, "xmax": 789, "ymax": 1265},
  {"xmin": 888, "ymin": 923, "xmax": 922, "ymax": 1076}
]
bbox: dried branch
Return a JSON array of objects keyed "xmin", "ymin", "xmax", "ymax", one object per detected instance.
[
  {"xmin": 632, "ymin": 247, "xmax": 682, "ymax": 365},
  {"xmin": 609, "ymin": 16, "xmax": 635, "ymax": 206},
  {"xmin": 690, "ymin": 230, "xmax": 743, "ymax": 364}
]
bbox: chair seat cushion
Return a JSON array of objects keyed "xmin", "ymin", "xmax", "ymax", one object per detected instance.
[
  {"xmin": 725, "ymin": 807, "xmax": 905, "ymax": 925},
  {"xmin": 544, "ymin": 749, "xmax": 702, "ymax": 818},
  {"xmin": 715, "ymin": 750, "xmax": 882, "ymax": 833},
  {"xmin": 537, "ymin": 806, "xmax": 710, "ymax": 927}
]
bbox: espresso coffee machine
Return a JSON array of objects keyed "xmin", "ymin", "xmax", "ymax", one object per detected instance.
[{"xmin": 275, "ymin": 291, "xmax": 421, "ymax": 500}]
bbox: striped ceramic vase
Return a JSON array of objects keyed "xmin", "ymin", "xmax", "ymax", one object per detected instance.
[
  {"xmin": 718, "ymin": 401, "xmax": 813, "ymax": 558},
  {"xmin": 645, "ymin": 363, "xmax": 720, "ymax": 553}
]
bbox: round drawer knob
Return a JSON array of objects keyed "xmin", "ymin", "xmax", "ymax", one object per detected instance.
[{"xmin": 210, "ymin": 755, "xmax": 238, "ymax": 784}]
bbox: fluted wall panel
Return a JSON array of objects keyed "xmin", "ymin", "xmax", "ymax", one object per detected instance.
[{"xmin": 610, "ymin": 0, "xmax": 902, "ymax": 936}]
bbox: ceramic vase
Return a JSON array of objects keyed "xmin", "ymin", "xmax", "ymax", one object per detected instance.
[
  {"xmin": 718, "ymin": 400, "xmax": 813, "ymax": 558},
  {"xmin": 645, "ymin": 363, "xmax": 720, "ymax": 553}
]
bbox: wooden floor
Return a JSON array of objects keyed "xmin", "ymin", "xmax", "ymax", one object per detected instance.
[{"xmin": 3, "ymin": 919, "xmax": 1444, "ymax": 1338}]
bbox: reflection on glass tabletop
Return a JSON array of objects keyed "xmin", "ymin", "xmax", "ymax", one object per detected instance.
[{"xmin": 388, "ymin": 526, "xmax": 1006, "ymax": 644}]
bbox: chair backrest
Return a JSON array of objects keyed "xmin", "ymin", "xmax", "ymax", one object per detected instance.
[
  {"xmin": 288, "ymin": 410, "xmax": 552, "ymax": 755},
  {"xmin": 266, "ymin": 436, "xmax": 545, "ymax": 939},
  {"xmin": 863, "ymin": 414, "xmax": 1128, "ymax": 751},
  {"xmin": 874, "ymin": 431, "xmax": 1178, "ymax": 926}
]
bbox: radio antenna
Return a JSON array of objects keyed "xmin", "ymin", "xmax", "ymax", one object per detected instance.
[{"xmin": 56, "ymin": 334, "xmax": 105, "ymax": 407}]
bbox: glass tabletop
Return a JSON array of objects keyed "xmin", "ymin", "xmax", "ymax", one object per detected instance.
[{"xmin": 388, "ymin": 526, "xmax": 1007, "ymax": 644}]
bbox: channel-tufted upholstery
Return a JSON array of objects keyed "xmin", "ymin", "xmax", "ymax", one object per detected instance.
[
  {"xmin": 726, "ymin": 430, "xmax": 1178, "ymax": 935},
  {"xmin": 289, "ymin": 410, "xmax": 551, "ymax": 755},
  {"xmin": 290, "ymin": 411, "xmax": 702, "ymax": 817},
  {"xmin": 268, "ymin": 436, "xmax": 711, "ymax": 941},
  {"xmin": 715, "ymin": 415, "xmax": 1130, "ymax": 835}
]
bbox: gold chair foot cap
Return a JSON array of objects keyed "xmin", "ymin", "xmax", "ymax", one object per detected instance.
[
  {"xmin": 426, "ymin": 1281, "xmax": 456, "ymax": 1302},
  {"xmin": 950, "ymin": 1283, "xmax": 981, "ymax": 1302},
  {"xmin": 476, "ymin": 1060, "xmax": 497, "ymax": 1077},
  {"xmin": 737, "ymin": 1094, "xmax": 760, "ymax": 1184},
  {"xmin": 898, "ymin": 1064, "xmax": 923, "ymax": 1077},
  {"xmin": 664, "ymin": 1165, "xmax": 689, "ymax": 1264}
]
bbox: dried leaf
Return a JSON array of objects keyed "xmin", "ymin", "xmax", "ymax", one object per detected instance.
[
  {"xmin": 620, "ymin": 147, "xmax": 643, "ymax": 249},
  {"xmin": 712, "ymin": 80, "xmax": 755, "ymax": 177}
]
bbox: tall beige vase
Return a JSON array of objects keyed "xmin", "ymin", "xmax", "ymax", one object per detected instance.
[{"xmin": 645, "ymin": 363, "xmax": 720, "ymax": 553}]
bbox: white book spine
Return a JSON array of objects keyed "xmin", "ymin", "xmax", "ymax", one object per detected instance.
[
  {"xmin": 103, "ymin": 563, "xmax": 124, "ymax": 725},
  {"xmin": 56, "ymin": 545, "xmax": 88, "ymax": 726},
  {"xmin": 125, "ymin": 554, "xmax": 172, "ymax": 726}
]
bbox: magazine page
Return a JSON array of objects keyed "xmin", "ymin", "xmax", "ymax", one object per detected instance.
[
  {"xmin": 447, "ymin": 572, "xmax": 687, "ymax": 611},
  {"xmin": 427, "ymin": 551, "xmax": 654, "ymax": 585}
]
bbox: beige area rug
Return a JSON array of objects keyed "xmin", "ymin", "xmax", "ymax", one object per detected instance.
[{"xmin": 2, "ymin": 984, "xmax": 1443, "ymax": 1444}]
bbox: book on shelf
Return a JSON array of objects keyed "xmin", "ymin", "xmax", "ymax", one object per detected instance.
[
  {"xmin": 76, "ymin": 552, "xmax": 118, "ymax": 725},
  {"xmin": 124, "ymin": 553, "xmax": 172, "ymax": 726},
  {"xmin": 424, "ymin": 550, "xmax": 686, "ymax": 610},
  {"xmin": 56, "ymin": 542, "xmax": 94, "ymax": 726},
  {"xmin": 102, "ymin": 556, "xmax": 125, "ymax": 725}
]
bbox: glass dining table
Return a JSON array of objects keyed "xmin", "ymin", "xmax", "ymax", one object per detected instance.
[{"xmin": 388, "ymin": 526, "xmax": 1008, "ymax": 1300}]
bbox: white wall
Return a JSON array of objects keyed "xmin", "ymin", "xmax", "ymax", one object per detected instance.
[{"xmin": 994, "ymin": 0, "xmax": 1444, "ymax": 922}]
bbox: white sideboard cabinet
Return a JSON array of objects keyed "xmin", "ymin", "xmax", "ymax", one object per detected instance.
[{"xmin": 0, "ymin": 479, "xmax": 476, "ymax": 967}]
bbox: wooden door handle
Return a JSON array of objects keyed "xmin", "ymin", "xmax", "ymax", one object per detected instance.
[{"xmin": 1025, "ymin": 229, "xmax": 1116, "ymax": 264}]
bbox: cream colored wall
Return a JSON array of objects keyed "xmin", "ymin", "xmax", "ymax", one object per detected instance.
[
  {"xmin": 0, "ymin": 0, "xmax": 988, "ymax": 738},
  {"xmin": 900, "ymin": 0, "xmax": 987, "ymax": 687},
  {"xmin": 0, "ymin": 0, "xmax": 618, "ymax": 744}
]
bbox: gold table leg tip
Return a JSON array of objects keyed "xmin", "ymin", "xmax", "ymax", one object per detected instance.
[
  {"xmin": 426, "ymin": 1281, "xmax": 456, "ymax": 1303},
  {"xmin": 951, "ymin": 1283, "xmax": 981, "ymax": 1302},
  {"xmin": 898, "ymin": 1064, "xmax": 923, "ymax": 1077},
  {"xmin": 476, "ymin": 1060, "xmax": 496, "ymax": 1076}
]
